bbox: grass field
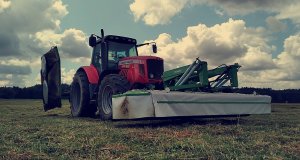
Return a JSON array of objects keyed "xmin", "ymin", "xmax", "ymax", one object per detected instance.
[{"xmin": 0, "ymin": 100, "xmax": 299, "ymax": 159}]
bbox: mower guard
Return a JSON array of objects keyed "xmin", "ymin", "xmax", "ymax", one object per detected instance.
[
  {"xmin": 112, "ymin": 90, "xmax": 271, "ymax": 119},
  {"xmin": 41, "ymin": 46, "xmax": 62, "ymax": 111}
]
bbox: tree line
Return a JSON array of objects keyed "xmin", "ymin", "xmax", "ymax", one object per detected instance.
[
  {"xmin": 0, "ymin": 84, "xmax": 70, "ymax": 99},
  {"xmin": 233, "ymin": 87, "xmax": 300, "ymax": 103},
  {"xmin": 0, "ymin": 85, "xmax": 299, "ymax": 103}
]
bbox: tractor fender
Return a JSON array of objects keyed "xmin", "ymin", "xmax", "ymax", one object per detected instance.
[{"xmin": 79, "ymin": 65, "xmax": 99, "ymax": 84}]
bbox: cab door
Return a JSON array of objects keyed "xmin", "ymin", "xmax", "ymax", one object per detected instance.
[{"xmin": 41, "ymin": 46, "xmax": 62, "ymax": 111}]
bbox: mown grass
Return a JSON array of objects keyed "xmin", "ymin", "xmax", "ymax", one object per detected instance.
[{"xmin": 0, "ymin": 99, "xmax": 299, "ymax": 159}]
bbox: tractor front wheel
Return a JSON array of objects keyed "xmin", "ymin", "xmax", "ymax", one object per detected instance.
[
  {"xmin": 70, "ymin": 71, "xmax": 96, "ymax": 117},
  {"xmin": 97, "ymin": 74, "xmax": 130, "ymax": 120}
]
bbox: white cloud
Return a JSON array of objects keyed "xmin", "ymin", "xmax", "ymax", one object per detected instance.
[
  {"xmin": 227, "ymin": 32, "xmax": 300, "ymax": 89},
  {"xmin": 0, "ymin": 80, "xmax": 9, "ymax": 86},
  {"xmin": 266, "ymin": 16, "xmax": 287, "ymax": 32},
  {"xmin": 33, "ymin": 30, "xmax": 61, "ymax": 48},
  {"xmin": 272, "ymin": 34, "xmax": 300, "ymax": 81},
  {"xmin": 130, "ymin": 0, "xmax": 300, "ymax": 26},
  {"xmin": 0, "ymin": 0, "xmax": 299, "ymax": 89},
  {"xmin": 237, "ymin": 47, "xmax": 275, "ymax": 71},
  {"xmin": 2, "ymin": 0, "xmax": 67, "ymax": 32},
  {"xmin": 0, "ymin": 59, "xmax": 30, "ymax": 66},
  {"xmin": 0, "ymin": 0, "xmax": 11, "ymax": 13},
  {"xmin": 0, "ymin": 57, "xmax": 32, "ymax": 87},
  {"xmin": 138, "ymin": 19, "xmax": 300, "ymax": 89},
  {"xmin": 202, "ymin": 0, "xmax": 285, "ymax": 15},
  {"xmin": 275, "ymin": 2, "xmax": 300, "ymax": 25},
  {"xmin": 130, "ymin": 0, "xmax": 189, "ymax": 26},
  {"xmin": 61, "ymin": 68, "xmax": 75, "ymax": 84},
  {"xmin": 202, "ymin": 0, "xmax": 300, "ymax": 26},
  {"xmin": 0, "ymin": 65, "xmax": 31, "ymax": 75},
  {"xmin": 282, "ymin": 34, "xmax": 300, "ymax": 57},
  {"xmin": 0, "ymin": 0, "xmax": 68, "ymax": 57},
  {"xmin": 60, "ymin": 29, "xmax": 91, "ymax": 58},
  {"xmin": 214, "ymin": 9, "xmax": 224, "ymax": 17},
  {"xmin": 0, "ymin": 56, "xmax": 45, "ymax": 87},
  {"xmin": 0, "ymin": 73, "xmax": 31, "ymax": 87},
  {"xmin": 139, "ymin": 19, "xmax": 273, "ymax": 70},
  {"xmin": 0, "ymin": 0, "xmax": 88, "ymax": 87},
  {"xmin": 33, "ymin": 28, "xmax": 91, "ymax": 59}
]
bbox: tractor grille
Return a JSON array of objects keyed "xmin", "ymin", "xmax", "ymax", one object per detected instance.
[{"xmin": 147, "ymin": 59, "xmax": 164, "ymax": 80}]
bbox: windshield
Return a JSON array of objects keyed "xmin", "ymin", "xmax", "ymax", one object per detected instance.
[{"xmin": 107, "ymin": 41, "xmax": 137, "ymax": 62}]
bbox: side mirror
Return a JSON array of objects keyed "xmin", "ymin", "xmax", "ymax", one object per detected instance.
[
  {"xmin": 89, "ymin": 35, "xmax": 97, "ymax": 47},
  {"xmin": 152, "ymin": 44, "xmax": 157, "ymax": 53}
]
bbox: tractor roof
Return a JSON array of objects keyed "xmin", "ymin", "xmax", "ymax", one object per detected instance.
[{"xmin": 103, "ymin": 35, "xmax": 137, "ymax": 44}]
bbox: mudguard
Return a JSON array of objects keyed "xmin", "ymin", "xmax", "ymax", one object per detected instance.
[
  {"xmin": 41, "ymin": 46, "xmax": 62, "ymax": 111},
  {"xmin": 81, "ymin": 65, "xmax": 99, "ymax": 84}
]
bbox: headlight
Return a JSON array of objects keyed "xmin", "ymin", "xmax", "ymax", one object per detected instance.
[{"xmin": 149, "ymin": 73, "xmax": 154, "ymax": 79}]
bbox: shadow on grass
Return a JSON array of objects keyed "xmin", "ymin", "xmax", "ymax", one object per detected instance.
[
  {"xmin": 113, "ymin": 117, "xmax": 242, "ymax": 128},
  {"xmin": 41, "ymin": 113, "xmax": 108, "ymax": 123},
  {"xmin": 39, "ymin": 114, "xmax": 71, "ymax": 118},
  {"xmin": 39, "ymin": 113, "xmax": 246, "ymax": 128}
]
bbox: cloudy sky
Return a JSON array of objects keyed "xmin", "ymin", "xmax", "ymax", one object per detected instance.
[{"xmin": 1, "ymin": 0, "xmax": 300, "ymax": 89}]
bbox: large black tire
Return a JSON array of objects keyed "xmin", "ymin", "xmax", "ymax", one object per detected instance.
[
  {"xmin": 70, "ymin": 71, "xmax": 96, "ymax": 117},
  {"xmin": 97, "ymin": 74, "xmax": 130, "ymax": 120}
]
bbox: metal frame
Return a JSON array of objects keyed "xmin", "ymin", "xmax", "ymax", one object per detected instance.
[{"xmin": 163, "ymin": 58, "xmax": 241, "ymax": 92}]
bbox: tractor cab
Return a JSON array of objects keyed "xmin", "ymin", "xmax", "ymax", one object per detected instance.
[
  {"xmin": 89, "ymin": 34, "xmax": 138, "ymax": 73},
  {"xmin": 88, "ymin": 30, "xmax": 163, "ymax": 89}
]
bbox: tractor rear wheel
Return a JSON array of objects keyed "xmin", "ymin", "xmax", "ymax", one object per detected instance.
[
  {"xmin": 97, "ymin": 74, "xmax": 130, "ymax": 120},
  {"xmin": 70, "ymin": 71, "xmax": 96, "ymax": 117}
]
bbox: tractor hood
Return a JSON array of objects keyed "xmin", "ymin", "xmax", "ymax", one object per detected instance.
[{"xmin": 118, "ymin": 55, "xmax": 164, "ymax": 83}]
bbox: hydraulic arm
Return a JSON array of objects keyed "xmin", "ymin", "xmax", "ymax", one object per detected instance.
[{"xmin": 162, "ymin": 58, "xmax": 241, "ymax": 92}]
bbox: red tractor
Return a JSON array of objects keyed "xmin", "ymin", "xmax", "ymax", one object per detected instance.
[
  {"xmin": 42, "ymin": 29, "xmax": 271, "ymax": 120},
  {"xmin": 41, "ymin": 29, "xmax": 164, "ymax": 120}
]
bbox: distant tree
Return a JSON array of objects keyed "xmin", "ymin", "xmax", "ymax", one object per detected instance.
[
  {"xmin": 0, "ymin": 85, "xmax": 299, "ymax": 103},
  {"xmin": 233, "ymin": 87, "xmax": 300, "ymax": 103},
  {"xmin": 0, "ymin": 87, "xmax": 17, "ymax": 99},
  {"xmin": 0, "ymin": 84, "xmax": 70, "ymax": 99}
]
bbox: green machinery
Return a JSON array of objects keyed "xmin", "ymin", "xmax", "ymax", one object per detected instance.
[{"xmin": 163, "ymin": 58, "xmax": 241, "ymax": 92}]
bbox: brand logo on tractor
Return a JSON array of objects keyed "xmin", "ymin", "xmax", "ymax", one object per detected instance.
[{"xmin": 119, "ymin": 59, "xmax": 142, "ymax": 65}]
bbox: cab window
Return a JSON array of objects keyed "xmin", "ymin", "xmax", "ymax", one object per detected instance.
[
  {"xmin": 92, "ymin": 44, "xmax": 101, "ymax": 68},
  {"xmin": 107, "ymin": 41, "xmax": 137, "ymax": 63}
]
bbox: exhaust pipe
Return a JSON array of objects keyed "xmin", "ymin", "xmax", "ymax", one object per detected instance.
[{"xmin": 101, "ymin": 29, "xmax": 104, "ymax": 38}]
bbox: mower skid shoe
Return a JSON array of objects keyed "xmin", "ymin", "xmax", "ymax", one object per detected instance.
[{"xmin": 41, "ymin": 46, "xmax": 62, "ymax": 111}]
